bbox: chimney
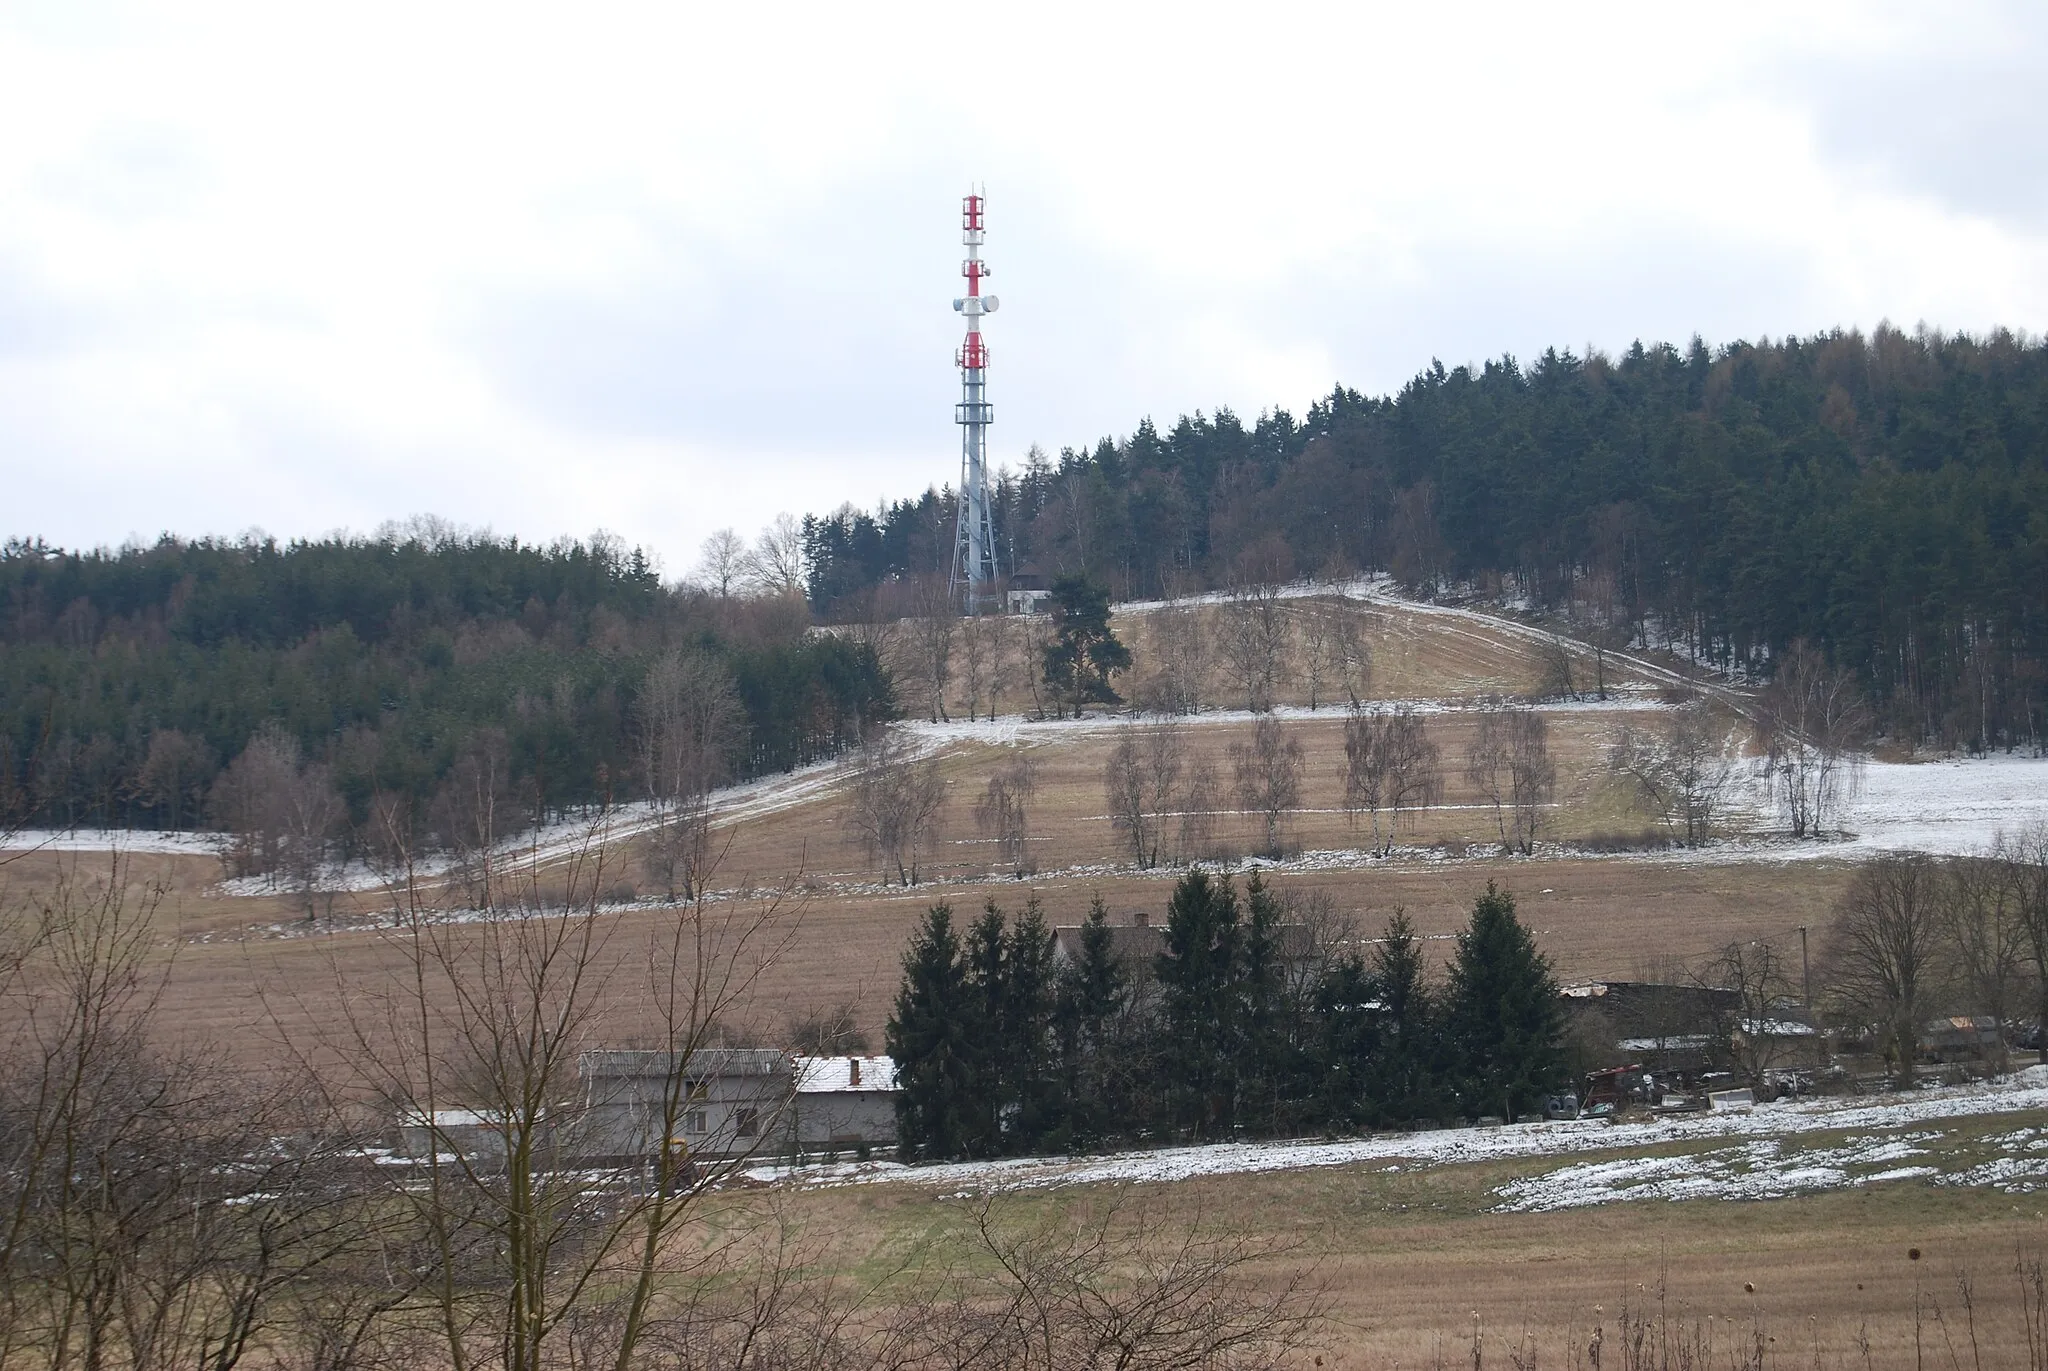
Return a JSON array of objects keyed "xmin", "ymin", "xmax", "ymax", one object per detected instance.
[{"xmin": 848, "ymin": 1057, "xmax": 861, "ymax": 1088}]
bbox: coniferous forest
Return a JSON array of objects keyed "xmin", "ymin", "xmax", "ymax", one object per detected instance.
[
  {"xmin": 0, "ymin": 526, "xmax": 890, "ymax": 838},
  {"xmin": 805, "ymin": 326, "xmax": 2048, "ymax": 751}
]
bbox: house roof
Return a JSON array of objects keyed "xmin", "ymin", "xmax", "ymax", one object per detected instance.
[
  {"xmin": 580, "ymin": 1048, "xmax": 789, "ymax": 1079},
  {"xmin": 793, "ymin": 1055, "xmax": 899, "ymax": 1093}
]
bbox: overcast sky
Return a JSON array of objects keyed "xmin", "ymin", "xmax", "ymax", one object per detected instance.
[{"xmin": 4, "ymin": 1, "xmax": 2045, "ymax": 575}]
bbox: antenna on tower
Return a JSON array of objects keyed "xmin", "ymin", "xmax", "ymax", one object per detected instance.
[{"xmin": 950, "ymin": 188, "xmax": 998, "ymax": 614}]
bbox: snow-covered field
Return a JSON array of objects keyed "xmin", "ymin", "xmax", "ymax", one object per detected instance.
[{"xmin": 752, "ymin": 1068, "xmax": 2048, "ymax": 1211}]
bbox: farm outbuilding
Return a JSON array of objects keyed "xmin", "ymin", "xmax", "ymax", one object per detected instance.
[{"xmin": 789, "ymin": 1055, "xmax": 899, "ymax": 1155}]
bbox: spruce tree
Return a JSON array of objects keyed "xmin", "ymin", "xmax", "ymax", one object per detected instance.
[
  {"xmin": 961, "ymin": 903, "xmax": 1010, "ymax": 1155},
  {"xmin": 1156, "ymin": 868, "xmax": 1241, "ymax": 1137},
  {"xmin": 1366, "ymin": 907, "xmax": 1443, "ymax": 1124},
  {"xmin": 1443, "ymin": 883, "xmax": 1565, "ymax": 1122},
  {"xmin": 1055, "ymin": 896, "xmax": 1128, "ymax": 1146},
  {"xmin": 886, "ymin": 904, "xmax": 977, "ymax": 1161},
  {"xmin": 1311, "ymin": 953, "xmax": 1380, "ymax": 1129},
  {"xmin": 1001, "ymin": 899, "xmax": 1059, "ymax": 1149},
  {"xmin": 1235, "ymin": 872, "xmax": 1288, "ymax": 1131}
]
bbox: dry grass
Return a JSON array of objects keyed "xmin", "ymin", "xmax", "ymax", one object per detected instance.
[{"xmin": 761, "ymin": 1149, "xmax": 2048, "ymax": 1370}]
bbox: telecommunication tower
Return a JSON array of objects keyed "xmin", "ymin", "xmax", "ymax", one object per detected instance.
[{"xmin": 950, "ymin": 191, "xmax": 998, "ymax": 611}]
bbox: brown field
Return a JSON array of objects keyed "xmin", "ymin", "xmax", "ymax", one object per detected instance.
[
  {"xmin": 771, "ymin": 1151, "xmax": 2048, "ymax": 1370},
  {"xmin": 0, "ymin": 594, "xmax": 1807, "ymax": 1061},
  {"xmin": 13, "ymin": 592, "xmax": 2021, "ymax": 1367}
]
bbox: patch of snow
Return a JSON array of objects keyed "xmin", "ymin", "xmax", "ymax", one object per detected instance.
[{"xmin": 759, "ymin": 1072, "xmax": 2048, "ymax": 1195}]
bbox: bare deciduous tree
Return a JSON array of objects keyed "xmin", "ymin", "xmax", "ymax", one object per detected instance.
[
  {"xmin": 334, "ymin": 818, "xmax": 811, "ymax": 1371},
  {"xmin": 1465, "ymin": 703, "xmax": 1555, "ymax": 855},
  {"xmin": 1698, "ymin": 938, "xmax": 1803, "ymax": 1095},
  {"xmin": 694, "ymin": 527, "xmax": 749, "ymax": 600},
  {"xmin": 974, "ymin": 756, "xmax": 1038, "ymax": 878},
  {"xmin": 1343, "ymin": 703, "xmax": 1442, "ymax": 857},
  {"xmin": 743, "ymin": 512, "xmax": 807, "ymax": 597},
  {"xmin": 1758, "ymin": 640, "xmax": 1871, "ymax": 839},
  {"xmin": 637, "ymin": 648, "xmax": 743, "ymax": 902},
  {"xmin": 907, "ymin": 575, "xmax": 956, "ymax": 724},
  {"xmin": 2010, "ymin": 823, "xmax": 2048, "ymax": 1063},
  {"xmin": 1943, "ymin": 851, "xmax": 2031, "ymax": 1073},
  {"xmin": 1538, "ymin": 634, "xmax": 1581, "ymax": 702},
  {"xmin": 846, "ymin": 728, "xmax": 946, "ymax": 885},
  {"xmin": 428, "ymin": 727, "xmax": 518, "ymax": 908},
  {"xmin": 1147, "ymin": 599, "xmax": 1209, "ymax": 715},
  {"xmin": 0, "ymin": 858, "xmax": 387, "ymax": 1371},
  {"xmin": 1332, "ymin": 605, "xmax": 1374, "ymax": 707},
  {"xmin": 957, "ymin": 612, "xmax": 1003, "ymax": 723},
  {"xmin": 209, "ymin": 724, "xmax": 343, "ymax": 917},
  {"xmin": 1229, "ymin": 715, "xmax": 1302, "ymax": 859},
  {"xmin": 1823, "ymin": 853, "xmax": 1948, "ymax": 1087},
  {"xmin": 132, "ymin": 727, "xmax": 216, "ymax": 830},
  {"xmin": 1219, "ymin": 581, "xmax": 1290, "ymax": 714},
  {"xmin": 1611, "ymin": 693, "xmax": 1735, "ymax": 846},
  {"xmin": 1297, "ymin": 606, "xmax": 1336, "ymax": 711},
  {"xmin": 1103, "ymin": 718, "xmax": 1186, "ymax": 871}
]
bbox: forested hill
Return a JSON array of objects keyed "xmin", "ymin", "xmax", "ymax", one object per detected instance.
[
  {"xmin": 803, "ymin": 325, "xmax": 2048, "ymax": 749},
  {"xmin": 0, "ymin": 528, "xmax": 890, "ymax": 835}
]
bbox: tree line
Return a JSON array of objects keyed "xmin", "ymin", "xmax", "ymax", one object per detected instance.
[
  {"xmin": 885, "ymin": 874, "xmax": 1569, "ymax": 1160},
  {"xmin": 803, "ymin": 325, "xmax": 2048, "ymax": 752},
  {"xmin": 887, "ymin": 828, "xmax": 2048, "ymax": 1163},
  {"xmin": 0, "ymin": 524, "xmax": 892, "ymax": 877}
]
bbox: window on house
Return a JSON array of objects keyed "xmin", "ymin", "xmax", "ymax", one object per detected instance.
[
  {"xmin": 684, "ymin": 1080, "xmax": 708, "ymax": 1101},
  {"xmin": 683, "ymin": 1109, "xmax": 707, "ymax": 1136},
  {"xmin": 735, "ymin": 1107, "xmax": 759, "ymax": 1138}
]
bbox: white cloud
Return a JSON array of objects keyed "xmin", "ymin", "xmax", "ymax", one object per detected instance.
[{"xmin": 2, "ymin": 0, "xmax": 2045, "ymax": 567}]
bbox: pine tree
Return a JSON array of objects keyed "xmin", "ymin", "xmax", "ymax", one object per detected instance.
[
  {"xmin": 885, "ymin": 904, "xmax": 978, "ymax": 1161},
  {"xmin": 1040, "ymin": 575, "xmax": 1131, "ymax": 718},
  {"xmin": 1443, "ymin": 883, "xmax": 1565, "ymax": 1122}
]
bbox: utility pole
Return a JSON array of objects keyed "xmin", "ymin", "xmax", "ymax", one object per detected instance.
[
  {"xmin": 950, "ymin": 190, "xmax": 998, "ymax": 613},
  {"xmin": 1798, "ymin": 923, "xmax": 1821, "ymax": 1075}
]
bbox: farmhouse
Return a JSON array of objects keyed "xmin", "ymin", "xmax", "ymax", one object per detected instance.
[{"xmin": 580, "ymin": 1048, "xmax": 791, "ymax": 1163}]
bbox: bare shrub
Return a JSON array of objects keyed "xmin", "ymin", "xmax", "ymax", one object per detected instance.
[{"xmin": 1610, "ymin": 693, "xmax": 1734, "ymax": 847}]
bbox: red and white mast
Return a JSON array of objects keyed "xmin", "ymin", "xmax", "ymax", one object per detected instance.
[{"xmin": 951, "ymin": 190, "xmax": 998, "ymax": 609}]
